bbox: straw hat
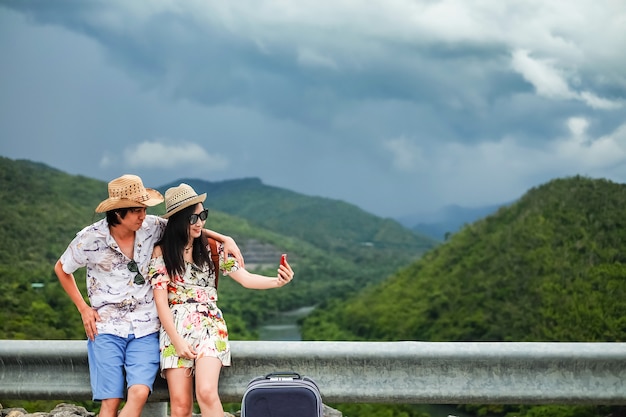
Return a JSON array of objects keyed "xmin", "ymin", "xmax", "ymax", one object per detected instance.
[
  {"xmin": 162, "ymin": 183, "xmax": 207, "ymax": 219},
  {"xmin": 95, "ymin": 174, "xmax": 164, "ymax": 213}
]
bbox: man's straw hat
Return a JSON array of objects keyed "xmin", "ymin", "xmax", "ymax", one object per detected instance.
[
  {"xmin": 162, "ymin": 183, "xmax": 207, "ymax": 219},
  {"xmin": 95, "ymin": 174, "xmax": 164, "ymax": 213}
]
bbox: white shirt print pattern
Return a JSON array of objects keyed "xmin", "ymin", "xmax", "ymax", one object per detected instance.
[{"xmin": 60, "ymin": 215, "xmax": 167, "ymax": 338}]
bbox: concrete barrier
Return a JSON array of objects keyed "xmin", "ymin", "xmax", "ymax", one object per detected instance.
[{"xmin": 1, "ymin": 340, "xmax": 625, "ymax": 405}]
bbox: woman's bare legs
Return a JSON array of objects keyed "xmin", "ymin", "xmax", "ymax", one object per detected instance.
[
  {"xmin": 195, "ymin": 358, "xmax": 223, "ymax": 417},
  {"xmin": 166, "ymin": 368, "xmax": 195, "ymax": 417}
]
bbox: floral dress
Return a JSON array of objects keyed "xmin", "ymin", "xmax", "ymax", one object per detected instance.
[{"xmin": 148, "ymin": 246, "xmax": 237, "ymax": 374}]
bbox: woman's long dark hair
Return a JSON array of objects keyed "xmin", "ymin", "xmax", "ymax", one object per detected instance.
[{"xmin": 157, "ymin": 204, "xmax": 214, "ymax": 279}]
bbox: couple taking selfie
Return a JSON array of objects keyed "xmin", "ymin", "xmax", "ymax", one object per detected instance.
[{"xmin": 54, "ymin": 174, "xmax": 294, "ymax": 417}]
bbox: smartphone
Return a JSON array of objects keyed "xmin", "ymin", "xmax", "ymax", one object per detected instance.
[{"xmin": 280, "ymin": 253, "xmax": 287, "ymax": 267}]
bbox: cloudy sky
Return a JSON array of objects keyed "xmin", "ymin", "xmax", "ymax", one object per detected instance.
[{"xmin": 1, "ymin": 1, "xmax": 625, "ymax": 220}]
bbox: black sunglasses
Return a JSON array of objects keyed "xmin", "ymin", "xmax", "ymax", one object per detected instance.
[
  {"xmin": 189, "ymin": 209, "xmax": 209, "ymax": 224},
  {"xmin": 127, "ymin": 260, "xmax": 145, "ymax": 285}
]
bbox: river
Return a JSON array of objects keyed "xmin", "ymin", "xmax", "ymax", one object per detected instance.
[
  {"xmin": 256, "ymin": 306, "xmax": 482, "ymax": 417},
  {"xmin": 257, "ymin": 305, "xmax": 316, "ymax": 341}
]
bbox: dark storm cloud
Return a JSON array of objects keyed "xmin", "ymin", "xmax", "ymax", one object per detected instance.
[{"xmin": 1, "ymin": 0, "xmax": 625, "ymax": 218}]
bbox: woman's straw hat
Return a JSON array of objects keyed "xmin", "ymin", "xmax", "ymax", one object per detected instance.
[
  {"xmin": 95, "ymin": 174, "xmax": 164, "ymax": 213},
  {"xmin": 162, "ymin": 183, "xmax": 207, "ymax": 219}
]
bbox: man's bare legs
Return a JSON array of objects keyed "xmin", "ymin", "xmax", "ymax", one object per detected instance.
[
  {"xmin": 98, "ymin": 398, "xmax": 122, "ymax": 417},
  {"xmin": 119, "ymin": 384, "xmax": 151, "ymax": 417}
]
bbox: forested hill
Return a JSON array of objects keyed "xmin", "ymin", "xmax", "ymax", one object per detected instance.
[
  {"xmin": 0, "ymin": 156, "xmax": 435, "ymax": 340},
  {"xmin": 301, "ymin": 175, "xmax": 626, "ymax": 343}
]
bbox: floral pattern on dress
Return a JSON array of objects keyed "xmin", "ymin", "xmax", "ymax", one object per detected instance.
[{"xmin": 148, "ymin": 243, "xmax": 238, "ymax": 374}]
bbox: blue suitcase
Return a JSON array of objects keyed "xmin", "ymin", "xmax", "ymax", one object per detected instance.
[{"xmin": 241, "ymin": 371, "xmax": 323, "ymax": 417}]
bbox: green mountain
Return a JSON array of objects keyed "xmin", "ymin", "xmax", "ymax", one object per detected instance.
[
  {"xmin": 301, "ymin": 175, "xmax": 626, "ymax": 343},
  {"xmin": 158, "ymin": 177, "xmax": 435, "ymax": 255},
  {"xmin": 0, "ymin": 156, "xmax": 435, "ymax": 340},
  {"xmin": 301, "ymin": 175, "xmax": 626, "ymax": 417}
]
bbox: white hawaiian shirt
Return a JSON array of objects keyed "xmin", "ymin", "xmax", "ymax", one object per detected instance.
[{"xmin": 60, "ymin": 215, "xmax": 167, "ymax": 338}]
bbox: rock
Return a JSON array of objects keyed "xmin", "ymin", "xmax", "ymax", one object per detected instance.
[
  {"xmin": 0, "ymin": 404, "xmax": 94, "ymax": 417},
  {"xmin": 49, "ymin": 403, "xmax": 94, "ymax": 417},
  {"xmin": 4, "ymin": 409, "xmax": 28, "ymax": 417},
  {"xmin": 323, "ymin": 404, "xmax": 343, "ymax": 417}
]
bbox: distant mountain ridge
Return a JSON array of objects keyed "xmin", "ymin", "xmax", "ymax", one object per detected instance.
[
  {"xmin": 158, "ymin": 177, "xmax": 436, "ymax": 256},
  {"xmin": 402, "ymin": 203, "xmax": 510, "ymax": 241}
]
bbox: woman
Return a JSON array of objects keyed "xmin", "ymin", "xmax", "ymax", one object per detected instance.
[{"xmin": 147, "ymin": 183, "xmax": 294, "ymax": 417}]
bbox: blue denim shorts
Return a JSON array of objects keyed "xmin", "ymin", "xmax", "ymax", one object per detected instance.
[{"xmin": 87, "ymin": 332, "xmax": 160, "ymax": 401}]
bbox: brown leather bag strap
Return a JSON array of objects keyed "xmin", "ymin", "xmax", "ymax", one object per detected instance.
[{"xmin": 208, "ymin": 238, "xmax": 220, "ymax": 289}]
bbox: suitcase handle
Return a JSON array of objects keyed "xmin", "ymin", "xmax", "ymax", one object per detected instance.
[{"xmin": 265, "ymin": 371, "xmax": 302, "ymax": 380}]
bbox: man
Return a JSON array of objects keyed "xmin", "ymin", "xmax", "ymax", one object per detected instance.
[{"xmin": 54, "ymin": 174, "xmax": 242, "ymax": 417}]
